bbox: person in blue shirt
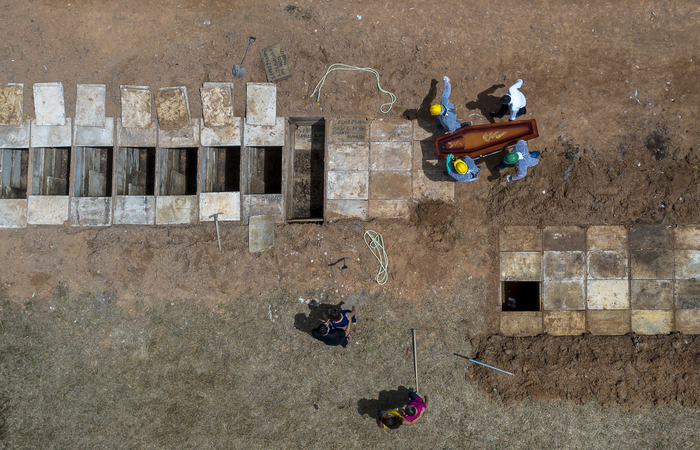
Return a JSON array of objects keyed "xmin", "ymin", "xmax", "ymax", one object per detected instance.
[
  {"xmin": 494, "ymin": 140, "xmax": 540, "ymax": 181},
  {"xmin": 430, "ymin": 76, "xmax": 471, "ymax": 133},
  {"xmin": 446, "ymin": 153, "xmax": 480, "ymax": 182}
]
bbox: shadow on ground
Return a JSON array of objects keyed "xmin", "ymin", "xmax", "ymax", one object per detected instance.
[
  {"xmin": 294, "ymin": 301, "xmax": 344, "ymax": 335},
  {"xmin": 357, "ymin": 385, "xmax": 411, "ymax": 418},
  {"xmin": 466, "ymin": 84, "xmax": 505, "ymax": 123}
]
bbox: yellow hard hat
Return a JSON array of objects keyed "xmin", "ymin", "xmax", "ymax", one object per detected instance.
[
  {"xmin": 430, "ymin": 104, "xmax": 442, "ymax": 115},
  {"xmin": 454, "ymin": 159, "xmax": 468, "ymax": 174}
]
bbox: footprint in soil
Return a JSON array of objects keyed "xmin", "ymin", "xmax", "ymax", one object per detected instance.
[{"xmin": 356, "ymin": 386, "xmax": 411, "ymax": 418}]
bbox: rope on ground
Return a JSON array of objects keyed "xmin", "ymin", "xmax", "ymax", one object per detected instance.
[
  {"xmin": 309, "ymin": 63, "xmax": 396, "ymax": 114},
  {"xmin": 363, "ymin": 229, "xmax": 389, "ymax": 285}
]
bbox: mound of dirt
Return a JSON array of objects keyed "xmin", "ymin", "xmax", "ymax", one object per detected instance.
[{"xmin": 468, "ymin": 333, "xmax": 700, "ymax": 408}]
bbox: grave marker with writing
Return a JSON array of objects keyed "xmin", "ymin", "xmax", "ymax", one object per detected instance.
[{"xmin": 262, "ymin": 44, "xmax": 292, "ymax": 83}]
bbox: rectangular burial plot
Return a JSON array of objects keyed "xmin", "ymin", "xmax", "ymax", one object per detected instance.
[
  {"xmin": 115, "ymin": 147, "xmax": 156, "ymax": 195},
  {"xmin": 73, "ymin": 147, "xmax": 113, "ymax": 197},
  {"xmin": 203, "ymin": 146, "xmax": 240, "ymax": 193},
  {"xmin": 31, "ymin": 147, "xmax": 70, "ymax": 195},
  {"xmin": 286, "ymin": 118, "xmax": 324, "ymax": 222},
  {"xmin": 244, "ymin": 146, "xmax": 283, "ymax": 195},
  {"xmin": 0, "ymin": 149, "xmax": 28, "ymax": 198},
  {"xmin": 502, "ymin": 281, "xmax": 541, "ymax": 312},
  {"xmin": 159, "ymin": 148, "xmax": 197, "ymax": 196}
]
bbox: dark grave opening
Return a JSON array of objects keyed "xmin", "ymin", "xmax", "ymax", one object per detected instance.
[
  {"xmin": 116, "ymin": 147, "xmax": 156, "ymax": 196},
  {"xmin": 160, "ymin": 148, "xmax": 198, "ymax": 196},
  {"xmin": 74, "ymin": 147, "xmax": 113, "ymax": 197},
  {"xmin": 203, "ymin": 146, "xmax": 240, "ymax": 192},
  {"xmin": 246, "ymin": 146, "xmax": 283, "ymax": 194},
  {"xmin": 0, "ymin": 148, "xmax": 29, "ymax": 199},
  {"xmin": 502, "ymin": 281, "xmax": 540, "ymax": 311},
  {"xmin": 31, "ymin": 147, "xmax": 71, "ymax": 196},
  {"xmin": 287, "ymin": 117, "xmax": 325, "ymax": 222}
]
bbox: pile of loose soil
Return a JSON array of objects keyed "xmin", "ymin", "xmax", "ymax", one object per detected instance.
[{"xmin": 468, "ymin": 333, "xmax": 700, "ymax": 408}]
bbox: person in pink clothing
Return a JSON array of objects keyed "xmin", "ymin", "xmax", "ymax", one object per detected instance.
[{"xmin": 399, "ymin": 390, "xmax": 428, "ymax": 425}]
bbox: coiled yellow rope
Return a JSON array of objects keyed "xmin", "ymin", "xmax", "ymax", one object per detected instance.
[
  {"xmin": 363, "ymin": 229, "xmax": 389, "ymax": 285},
  {"xmin": 309, "ymin": 63, "xmax": 397, "ymax": 113}
]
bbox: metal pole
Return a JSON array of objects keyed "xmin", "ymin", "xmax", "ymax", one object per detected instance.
[
  {"xmin": 411, "ymin": 329, "xmax": 419, "ymax": 393},
  {"xmin": 453, "ymin": 353, "xmax": 513, "ymax": 376}
]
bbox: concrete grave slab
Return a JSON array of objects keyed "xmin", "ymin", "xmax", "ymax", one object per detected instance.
[
  {"xmin": 120, "ymin": 86, "xmax": 152, "ymax": 129},
  {"xmin": 542, "ymin": 280, "xmax": 585, "ymax": 310},
  {"xmin": 675, "ymin": 250, "xmax": 700, "ymax": 279},
  {"xmin": 113, "ymin": 195, "xmax": 156, "ymax": 225},
  {"xmin": 412, "ymin": 169, "xmax": 454, "ymax": 202},
  {"xmin": 243, "ymin": 117, "xmax": 285, "ymax": 147},
  {"xmin": 0, "ymin": 120, "xmax": 30, "ymax": 148},
  {"xmin": 201, "ymin": 82, "xmax": 235, "ymax": 128},
  {"xmin": 587, "ymin": 280, "xmax": 629, "ymax": 309},
  {"xmin": 544, "ymin": 311, "xmax": 586, "ymax": 336},
  {"xmin": 370, "ymin": 120, "xmax": 412, "ymax": 142},
  {"xmin": 155, "ymin": 195, "xmax": 197, "ymax": 225},
  {"xmin": 326, "ymin": 199, "xmax": 368, "ymax": 221},
  {"xmin": 587, "ymin": 226, "xmax": 627, "ymax": 250},
  {"xmin": 74, "ymin": 117, "xmax": 114, "ymax": 147},
  {"xmin": 369, "ymin": 171, "xmax": 411, "ymax": 200},
  {"xmin": 632, "ymin": 310, "xmax": 673, "ymax": 335},
  {"xmin": 543, "ymin": 226, "xmax": 586, "ymax": 251},
  {"xmin": 500, "ymin": 252, "xmax": 541, "ymax": 281},
  {"xmin": 33, "ymin": 83, "xmax": 65, "ymax": 126},
  {"xmin": 675, "ymin": 280, "xmax": 700, "ymax": 309},
  {"xmin": 261, "ymin": 44, "xmax": 292, "ymax": 83},
  {"xmin": 201, "ymin": 117, "xmax": 242, "ymax": 147},
  {"xmin": 327, "ymin": 118, "xmax": 370, "ymax": 143},
  {"xmin": 0, "ymin": 83, "xmax": 24, "ymax": 126},
  {"xmin": 543, "ymin": 251, "xmax": 585, "ymax": 280},
  {"xmin": 27, "ymin": 195, "xmax": 69, "ymax": 225},
  {"xmin": 70, "ymin": 197, "xmax": 112, "ymax": 226},
  {"xmin": 675, "ymin": 226, "xmax": 700, "ymax": 250},
  {"xmin": 370, "ymin": 142, "xmax": 412, "ymax": 171},
  {"xmin": 500, "ymin": 226, "xmax": 542, "ymax": 252},
  {"xmin": 629, "ymin": 225, "xmax": 672, "ymax": 250},
  {"xmin": 327, "ymin": 171, "xmax": 368, "ymax": 200},
  {"xmin": 500, "ymin": 312, "xmax": 543, "ymax": 337},
  {"xmin": 412, "ymin": 141, "xmax": 442, "ymax": 172},
  {"xmin": 587, "ymin": 250, "xmax": 628, "ymax": 279},
  {"xmin": 241, "ymin": 194, "xmax": 284, "ymax": 224},
  {"xmin": 0, "ymin": 199, "xmax": 27, "ymax": 228},
  {"xmin": 31, "ymin": 118, "xmax": 72, "ymax": 148},
  {"xmin": 630, "ymin": 250, "xmax": 674, "ymax": 280},
  {"xmin": 327, "ymin": 143, "xmax": 369, "ymax": 171},
  {"xmin": 676, "ymin": 310, "xmax": 700, "ymax": 334},
  {"xmin": 159, "ymin": 119, "xmax": 200, "ymax": 148},
  {"xmin": 116, "ymin": 118, "xmax": 157, "ymax": 147},
  {"xmin": 369, "ymin": 200, "xmax": 411, "ymax": 220},
  {"xmin": 75, "ymin": 84, "xmax": 106, "ymax": 127},
  {"xmin": 246, "ymin": 83, "xmax": 276, "ymax": 126},
  {"xmin": 155, "ymin": 87, "xmax": 191, "ymax": 131},
  {"xmin": 199, "ymin": 192, "xmax": 240, "ymax": 222},
  {"xmin": 249, "ymin": 214, "xmax": 275, "ymax": 253},
  {"xmin": 587, "ymin": 310, "xmax": 631, "ymax": 335},
  {"xmin": 631, "ymin": 280, "xmax": 673, "ymax": 310}
]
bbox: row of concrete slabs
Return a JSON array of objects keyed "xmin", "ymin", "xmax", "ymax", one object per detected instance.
[
  {"xmin": 500, "ymin": 225, "xmax": 700, "ymax": 336},
  {"xmin": 0, "ymin": 82, "xmax": 454, "ymax": 228}
]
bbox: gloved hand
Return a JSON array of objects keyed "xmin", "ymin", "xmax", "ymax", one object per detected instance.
[
  {"xmin": 506, "ymin": 175, "xmax": 512, "ymax": 182},
  {"xmin": 443, "ymin": 76, "xmax": 450, "ymax": 83},
  {"xmin": 446, "ymin": 153, "xmax": 454, "ymax": 172}
]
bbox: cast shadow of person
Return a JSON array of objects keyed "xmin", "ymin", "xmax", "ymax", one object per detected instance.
[
  {"xmin": 466, "ymin": 84, "xmax": 506, "ymax": 124},
  {"xmin": 356, "ymin": 386, "xmax": 411, "ymax": 418},
  {"xmin": 402, "ymin": 79, "xmax": 448, "ymax": 182},
  {"xmin": 294, "ymin": 301, "xmax": 345, "ymax": 336}
]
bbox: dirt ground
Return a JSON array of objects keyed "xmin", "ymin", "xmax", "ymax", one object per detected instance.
[{"xmin": 2, "ymin": 1, "xmax": 700, "ymax": 448}]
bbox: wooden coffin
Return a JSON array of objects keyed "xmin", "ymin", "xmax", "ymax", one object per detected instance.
[{"xmin": 435, "ymin": 119, "xmax": 539, "ymax": 159}]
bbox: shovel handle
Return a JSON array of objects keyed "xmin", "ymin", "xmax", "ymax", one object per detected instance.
[{"xmin": 240, "ymin": 36, "xmax": 256, "ymax": 65}]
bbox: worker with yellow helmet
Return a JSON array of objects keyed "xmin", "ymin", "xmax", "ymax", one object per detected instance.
[
  {"xmin": 446, "ymin": 153, "xmax": 480, "ymax": 182},
  {"xmin": 430, "ymin": 76, "xmax": 471, "ymax": 134}
]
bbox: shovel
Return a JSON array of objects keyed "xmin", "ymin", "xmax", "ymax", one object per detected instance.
[{"xmin": 232, "ymin": 36, "xmax": 256, "ymax": 78}]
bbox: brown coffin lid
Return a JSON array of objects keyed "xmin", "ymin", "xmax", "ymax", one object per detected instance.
[{"xmin": 435, "ymin": 119, "xmax": 539, "ymax": 159}]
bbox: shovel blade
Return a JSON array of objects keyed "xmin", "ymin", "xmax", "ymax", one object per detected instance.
[{"xmin": 232, "ymin": 65, "xmax": 246, "ymax": 78}]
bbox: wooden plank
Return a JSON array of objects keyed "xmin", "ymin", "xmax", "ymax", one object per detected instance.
[
  {"xmin": 170, "ymin": 169, "xmax": 186, "ymax": 195},
  {"xmin": 46, "ymin": 176, "xmax": 67, "ymax": 196},
  {"xmin": 88, "ymin": 169, "xmax": 106, "ymax": 197}
]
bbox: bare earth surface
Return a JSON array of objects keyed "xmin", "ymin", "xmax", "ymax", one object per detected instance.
[{"xmin": 2, "ymin": 1, "xmax": 700, "ymax": 448}]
